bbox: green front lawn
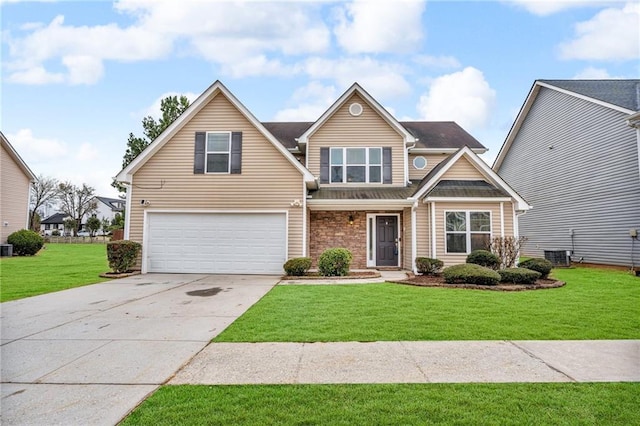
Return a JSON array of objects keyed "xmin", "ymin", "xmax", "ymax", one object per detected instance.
[
  {"xmin": 216, "ymin": 267, "xmax": 640, "ymax": 342},
  {"xmin": 0, "ymin": 243, "xmax": 109, "ymax": 302},
  {"xmin": 122, "ymin": 383, "xmax": 640, "ymax": 426}
]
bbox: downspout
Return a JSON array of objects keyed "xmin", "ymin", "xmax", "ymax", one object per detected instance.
[
  {"xmin": 411, "ymin": 200, "xmax": 418, "ymax": 274},
  {"xmin": 431, "ymin": 201, "xmax": 437, "ymax": 258},
  {"xmin": 302, "ymin": 180, "xmax": 307, "ymax": 257}
]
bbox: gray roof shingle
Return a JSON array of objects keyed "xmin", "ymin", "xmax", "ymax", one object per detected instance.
[
  {"xmin": 540, "ymin": 79, "xmax": 640, "ymax": 112},
  {"xmin": 426, "ymin": 180, "xmax": 509, "ymax": 198},
  {"xmin": 308, "ymin": 186, "xmax": 417, "ymax": 200}
]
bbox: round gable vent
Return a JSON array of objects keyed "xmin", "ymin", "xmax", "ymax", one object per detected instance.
[{"xmin": 349, "ymin": 102, "xmax": 363, "ymax": 116}]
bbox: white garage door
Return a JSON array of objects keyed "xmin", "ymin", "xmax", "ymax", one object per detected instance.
[{"xmin": 146, "ymin": 212, "xmax": 286, "ymax": 274}]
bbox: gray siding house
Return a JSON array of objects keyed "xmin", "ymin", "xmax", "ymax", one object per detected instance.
[{"xmin": 494, "ymin": 79, "xmax": 640, "ymax": 268}]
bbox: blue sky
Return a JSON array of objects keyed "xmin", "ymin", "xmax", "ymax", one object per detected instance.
[{"xmin": 2, "ymin": 0, "xmax": 638, "ymax": 199}]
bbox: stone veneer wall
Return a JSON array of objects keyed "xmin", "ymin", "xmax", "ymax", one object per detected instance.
[{"xmin": 309, "ymin": 211, "xmax": 368, "ymax": 269}]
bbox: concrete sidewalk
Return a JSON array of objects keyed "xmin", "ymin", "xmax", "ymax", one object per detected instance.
[{"xmin": 171, "ymin": 340, "xmax": 640, "ymax": 385}]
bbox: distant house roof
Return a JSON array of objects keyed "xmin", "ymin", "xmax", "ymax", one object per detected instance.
[
  {"xmin": 539, "ymin": 79, "xmax": 640, "ymax": 112},
  {"xmin": 41, "ymin": 213, "xmax": 69, "ymax": 225},
  {"xmin": 95, "ymin": 196, "xmax": 125, "ymax": 212},
  {"xmin": 426, "ymin": 180, "xmax": 509, "ymax": 198},
  {"xmin": 262, "ymin": 121, "xmax": 485, "ymax": 152}
]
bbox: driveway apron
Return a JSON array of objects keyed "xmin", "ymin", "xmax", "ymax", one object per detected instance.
[{"xmin": 1, "ymin": 274, "xmax": 278, "ymax": 426}]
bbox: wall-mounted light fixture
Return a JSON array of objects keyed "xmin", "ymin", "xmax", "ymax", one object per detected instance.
[{"xmin": 348, "ymin": 213, "xmax": 354, "ymax": 225}]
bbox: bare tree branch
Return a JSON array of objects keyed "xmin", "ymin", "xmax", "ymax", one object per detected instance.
[
  {"xmin": 29, "ymin": 175, "xmax": 58, "ymax": 230},
  {"xmin": 56, "ymin": 182, "xmax": 98, "ymax": 236}
]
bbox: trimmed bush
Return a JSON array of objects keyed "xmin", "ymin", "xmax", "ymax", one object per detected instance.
[
  {"xmin": 7, "ymin": 229, "xmax": 44, "ymax": 256},
  {"xmin": 107, "ymin": 240, "xmax": 141, "ymax": 273},
  {"xmin": 283, "ymin": 257, "xmax": 312, "ymax": 276},
  {"xmin": 443, "ymin": 263, "xmax": 501, "ymax": 286},
  {"xmin": 415, "ymin": 257, "xmax": 444, "ymax": 275},
  {"xmin": 318, "ymin": 247, "xmax": 353, "ymax": 277},
  {"xmin": 498, "ymin": 267, "xmax": 541, "ymax": 284},
  {"xmin": 519, "ymin": 258, "xmax": 554, "ymax": 279},
  {"xmin": 466, "ymin": 250, "xmax": 500, "ymax": 270}
]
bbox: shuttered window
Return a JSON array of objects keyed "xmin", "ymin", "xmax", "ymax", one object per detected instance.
[{"xmin": 194, "ymin": 131, "xmax": 242, "ymax": 174}]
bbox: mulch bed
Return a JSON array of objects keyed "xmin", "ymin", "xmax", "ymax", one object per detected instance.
[
  {"xmin": 280, "ymin": 271, "xmax": 381, "ymax": 280},
  {"xmin": 99, "ymin": 271, "xmax": 141, "ymax": 279},
  {"xmin": 394, "ymin": 273, "xmax": 565, "ymax": 291}
]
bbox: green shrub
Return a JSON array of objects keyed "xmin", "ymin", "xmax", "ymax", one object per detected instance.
[
  {"xmin": 466, "ymin": 250, "xmax": 500, "ymax": 270},
  {"xmin": 106, "ymin": 240, "xmax": 141, "ymax": 273},
  {"xmin": 519, "ymin": 258, "xmax": 554, "ymax": 279},
  {"xmin": 318, "ymin": 247, "xmax": 353, "ymax": 277},
  {"xmin": 7, "ymin": 229, "xmax": 44, "ymax": 256},
  {"xmin": 443, "ymin": 263, "xmax": 501, "ymax": 286},
  {"xmin": 283, "ymin": 257, "xmax": 312, "ymax": 276},
  {"xmin": 415, "ymin": 257, "xmax": 444, "ymax": 275},
  {"xmin": 498, "ymin": 267, "xmax": 542, "ymax": 284},
  {"xmin": 51, "ymin": 229, "xmax": 61, "ymax": 236}
]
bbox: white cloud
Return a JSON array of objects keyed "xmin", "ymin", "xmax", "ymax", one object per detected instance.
[
  {"xmin": 7, "ymin": 129, "xmax": 68, "ymax": 162},
  {"xmin": 75, "ymin": 143, "xmax": 99, "ymax": 162},
  {"xmin": 334, "ymin": 0, "xmax": 426, "ymax": 53},
  {"xmin": 5, "ymin": 2, "xmax": 330, "ymax": 85},
  {"xmin": 506, "ymin": 0, "xmax": 609, "ymax": 16},
  {"xmin": 559, "ymin": 2, "xmax": 640, "ymax": 60},
  {"xmin": 304, "ymin": 57, "xmax": 412, "ymax": 100},
  {"xmin": 417, "ymin": 67, "xmax": 496, "ymax": 131},
  {"xmin": 274, "ymin": 82, "xmax": 338, "ymax": 121}
]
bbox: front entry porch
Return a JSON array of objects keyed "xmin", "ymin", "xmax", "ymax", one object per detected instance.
[{"xmin": 309, "ymin": 211, "xmax": 402, "ymax": 269}]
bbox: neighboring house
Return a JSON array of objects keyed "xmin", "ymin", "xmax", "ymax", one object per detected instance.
[
  {"xmin": 116, "ymin": 81, "xmax": 530, "ymax": 274},
  {"xmin": 40, "ymin": 212, "xmax": 68, "ymax": 235},
  {"xmin": 42, "ymin": 197, "xmax": 124, "ymax": 235},
  {"xmin": 1, "ymin": 132, "xmax": 37, "ymax": 244},
  {"xmin": 494, "ymin": 79, "xmax": 640, "ymax": 267}
]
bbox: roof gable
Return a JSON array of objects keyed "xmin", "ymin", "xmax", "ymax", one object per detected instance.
[
  {"xmin": 115, "ymin": 81, "xmax": 315, "ymax": 184},
  {"xmin": 412, "ymin": 146, "xmax": 530, "ymax": 210},
  {"xmin": 297, "ymin": 83, "xmax": 416, "ymax": 145},
  {"xmin": 1, "ymin": 131, "xmax": 37, "ymax": 181},
  {"xmin": 493, "ymin": 79, "xmax": 639, "ymax": 170}
]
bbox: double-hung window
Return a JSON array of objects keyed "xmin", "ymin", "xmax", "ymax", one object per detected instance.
[
  {"xmin": 330, "ymin": 147, "xmax": 382, "ymax": 183},
  {"xmin": 206, "ymin": 132, "xmax": 231, "ymax": 173},
  {"xmin": 445, "ymin": 211, "xmax": 491, "ymax": 253}
]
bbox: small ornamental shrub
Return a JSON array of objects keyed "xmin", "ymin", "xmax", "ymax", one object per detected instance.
[
  {"xmin": 415, "ymin": 257, "xmax": 444, "ymax": 275},
  {"xmin": 466, "ymin": 250, "xmax": 500, "ymax": 270},
  {"xmin": 519, "ymin": 258, "xmax": 554, "ymax": 279},
  {"xmin": 283, "ymin": 257, "xmax": 312, "ymax": 276},
  {"xmin": 443, "ymin": 263, "xmax": 501, "ymax": 286},
  {"xmin": 52, "ymin": 229, "xmax": 61, "ymax": 236},
  {"xmin": 7, "ymin": 229, "xmax": 44, "ymax": 256},
  {"xmin": 107, "ymin": 240, "xmax": 141, "ymax": 273},
  {"xmin": 498, "ymin": 267, "xmax": 541, "ymax": 284},
  {"xmin": 318, "ymin": 247, "xmax": 353, "ymax": 277}
]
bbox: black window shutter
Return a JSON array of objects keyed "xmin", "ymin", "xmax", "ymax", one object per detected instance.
[
  {"xmin": 383, "ymin": 147, "xmax": 392, "ymax": 184},
  {"xmin": 230, "ymin": 132, "xmax": 242, "ymax": 174},
  {"xmin": 194, "ymin": 132, "xmax": 206, "ymax": 174},
  {"xmin": 320, "ymin": 147, "xmax": 329, "ymax": 184}
]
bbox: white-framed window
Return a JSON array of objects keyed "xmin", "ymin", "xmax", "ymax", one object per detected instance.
[
  {"xmin": 206, "ymin": 132, "xmax": 231, "ymax": 173},
  {"xmin": 413, "ymin": 156, "xmax": 427, "ymax": 170},
  {"xmin": 445, "ymin": 211, "xmax": 491, "ymax": 254},
  {"xmin": 330, "ymin": 147, "xmax": 382, "ymax": 183}
]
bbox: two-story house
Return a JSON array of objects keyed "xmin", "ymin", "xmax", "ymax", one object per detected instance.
[{"xmin": 116, "ymin": 81, "xmax": 529, "ymax": 274}]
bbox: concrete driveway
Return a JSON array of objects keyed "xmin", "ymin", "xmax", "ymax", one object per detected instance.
[{"xmin": 1, "ymin": 274, "xmax": 279, "ymax": 426}]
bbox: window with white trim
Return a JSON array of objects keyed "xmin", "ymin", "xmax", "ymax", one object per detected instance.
[
  {"xmin": 206, "ymin": 132, "xmax": 231, "ymax": 173},
  {"xmin": 445, "ymin": 211, "xmax": 491, "ymax": 253},
  {"xmin": 330, "ymin": 147, "xmax": 382, "ymax": 183}
]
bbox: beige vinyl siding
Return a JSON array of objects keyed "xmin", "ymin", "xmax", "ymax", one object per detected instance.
[
  {"xmin": 402, "ymin": 207, "xmax": 412, "ymax": 269},
  {"xmin": 414, "ymin": 203, "xmax": 431, "ymax": 260},
  {"xmin": 129, "ymin": 92, "xmax": 305, "ymax": 258},
  {"xmin": 307, "ymin": 93, "xmax": 405, "ymax": 186},
  {"xmin": 408, "ymin": 153, "xmax": 449, "ymax": 181},
  {"xmin": 431, "ymin": 201, "xmax": 515, "ymax": 266},
  {"xmin": 439, "ymin": 157, "xmax": 486, "ymax": 180},
  {"xmin": 1, "ymin": 143, "xmax": 31, "ymax": 243}
]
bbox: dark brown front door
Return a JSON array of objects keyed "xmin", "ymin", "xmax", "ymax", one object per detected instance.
[{"xmin": 376, "ymin": 216, "xmax": 398, "ymax": 267}]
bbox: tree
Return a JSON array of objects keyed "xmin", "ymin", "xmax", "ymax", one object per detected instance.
[
  {"xmin": 29, "ymin": 175, "xmax": 58, "ymax": 230},
  {"xmin": 101, "ymin": 217, "xmax": 111, "ymax": 239},
  {"xmin": 113, "ymin": 95, "xmax": 191, "ymax": 192},
  {"xmin": 30, "ymin": 211, "xmax": 42, "ymax": 233},
  {"xmin": 57, "ymin": 182, "xmax": 98, "ymax": 236},
  {"xmin": 111, "ymin": 212, "xmax": 125, "ymax": 230},
  {"xmin": 86, "ymin": 216, "xmax": 101, "ymax": 237},
  {"xmin": 63, "ymin": 218, "xmax": 77, "ymax": 236}
]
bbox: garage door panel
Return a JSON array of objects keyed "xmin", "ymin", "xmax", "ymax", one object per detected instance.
[{"xmin": 146, "ymin": 213, "xmax": 286, "ymax": 274}]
